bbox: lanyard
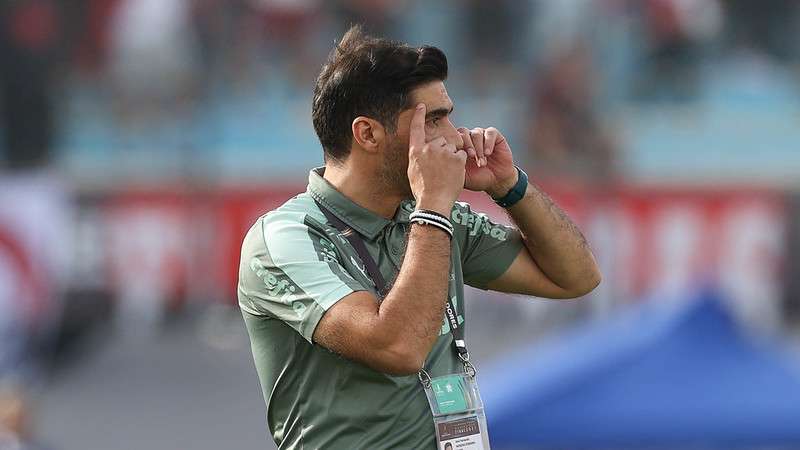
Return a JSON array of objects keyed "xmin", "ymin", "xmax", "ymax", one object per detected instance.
[{"xmin": 314, "ymin": 200, "xmax": 471, "ymax": 364}]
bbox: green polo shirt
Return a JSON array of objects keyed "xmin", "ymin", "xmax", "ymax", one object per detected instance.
[{"xmin": 238, "ymin": 167, "xmax": 523, "ymax": 450}]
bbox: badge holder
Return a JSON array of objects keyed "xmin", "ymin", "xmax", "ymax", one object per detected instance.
[{"xmin": 419, "ymin": 355, "xmax": 491, "ymax": 450}]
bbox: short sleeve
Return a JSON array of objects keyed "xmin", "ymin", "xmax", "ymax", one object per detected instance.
[
  {"xmin": 237, "ymin": 214, "xmax": 367, "ymax": 342},
  {"xmin": 452, "ymin": 202, "xmax": 524, "ymax": 289}
]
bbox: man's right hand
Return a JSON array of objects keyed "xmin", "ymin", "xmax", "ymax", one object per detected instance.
[
  {"xmin": 407, "ymin": 103, "xmax": 468, "ymax": 216},
  {"xmin": 313, "ymin": 102, "xmax": 460, "ymax": 375}
]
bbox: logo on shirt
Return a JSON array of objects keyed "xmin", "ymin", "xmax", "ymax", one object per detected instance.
[
  {"xmin": 451, "ymin": 209, "xmax": 509, "ymax": 240},
  {"xmin": 349, "ymin": 256, "xmax": 370, "ymax": 282},
  {"xmin": 317, "ymin": 238, "xmax": 338, "ymax": 263},
  {"xmin": 249, "ymin": 257, "xmax": 300, "ymax": 304}
]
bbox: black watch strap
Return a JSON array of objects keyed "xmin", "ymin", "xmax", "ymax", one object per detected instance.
[{"xmin": 492, "ymin": 166, "xmax": 528, "ymax": 208}]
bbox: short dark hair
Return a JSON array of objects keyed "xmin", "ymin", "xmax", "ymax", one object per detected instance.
[{"xmin": 312, "ymin": 25, "xmax": 448, "ymax": 163}]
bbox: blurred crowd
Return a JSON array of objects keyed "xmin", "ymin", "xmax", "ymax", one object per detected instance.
[
  {"xmin": 2, "ymin": 0, "xmax": 799, "ymax": 182},
  {"xmin": 2, "ymin": 1, "xmax": 800, "ymax": 448}
]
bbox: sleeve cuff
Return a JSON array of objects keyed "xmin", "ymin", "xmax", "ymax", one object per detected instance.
[
  {"xmin": 469, "ymin": 241, "xmax": 525, "ymax": 290},
  {"xmin": 302, "ymin": 284, "xmax": 366, "ymax": 343}
]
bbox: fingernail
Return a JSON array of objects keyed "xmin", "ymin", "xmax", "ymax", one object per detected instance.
[{"xmin": 417, "ymin": 103, "xmax": 424, "ymax": 110}]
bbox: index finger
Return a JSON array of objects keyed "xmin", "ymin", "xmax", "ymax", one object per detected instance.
[
  {"xmin": 484, "ymin": 128, "xmax": 498, "ymax": 156},
  {"xmin": 409, "ymin": 103, "xmax": 426, "ymax": 149}
]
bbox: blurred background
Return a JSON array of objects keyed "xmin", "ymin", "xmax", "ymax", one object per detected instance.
[{"xmin": 1, "ymin": 0, "xmax": 800, "ymax": 449}]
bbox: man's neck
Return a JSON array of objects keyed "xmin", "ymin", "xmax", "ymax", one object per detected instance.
[{"xmin": 323, "ymin": 163, "xmax": 405, "ymax": 220}]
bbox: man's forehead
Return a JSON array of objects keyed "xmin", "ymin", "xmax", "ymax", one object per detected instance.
[{"xmin": 411, "ymin": 81, "xmax": 453, "ymax": 111}]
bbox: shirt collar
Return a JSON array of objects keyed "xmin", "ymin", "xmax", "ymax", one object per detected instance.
[{"xmin": 308, "ymin": 167, "xmax": 415, "ymax": 240}]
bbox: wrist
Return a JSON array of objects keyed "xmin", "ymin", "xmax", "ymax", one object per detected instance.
[
  {"xmin": 415, "ymin": 198, "xmax": 453, "ymax": 217},
  {"xmin": 491, "ymin": 166, "xmax": 529, "ymax": 208},
  {"xmin": 488, "ymin": 170, "xmax": 520, "ymax": 199}
]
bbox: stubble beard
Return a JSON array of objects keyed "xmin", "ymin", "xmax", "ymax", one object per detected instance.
[{"xmin": 378, "ymin": 139, "xmax": 413, "ymax": 199}]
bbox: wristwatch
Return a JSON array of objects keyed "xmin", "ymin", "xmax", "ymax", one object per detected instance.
[{"xmin": 492, "ymin": 166, "xmax": 528, "ymax": 208}]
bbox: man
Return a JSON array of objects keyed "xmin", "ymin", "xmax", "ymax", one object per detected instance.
[{"xmin": 238, "ymin": 26, "xmax": 601, "ymax": 449}]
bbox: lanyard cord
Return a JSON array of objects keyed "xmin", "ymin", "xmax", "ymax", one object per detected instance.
[
  {"xmin": 315, "ymin": 200, "xmax": 389, "ymax": 296},
  {"xmin": 314, "ymin": 200, "xmax": 473, "ymax": 375}
]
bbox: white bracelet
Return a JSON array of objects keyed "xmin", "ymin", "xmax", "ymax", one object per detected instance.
[
  {"xmin": 410, "ymin": 217, "xmax": 453, "ymax": 239},
  {"xmin": 409, "ymin": 211, "xmax": 452, "ymax": 230},
  {"xmin": 409, "ymin": 210, "xmax": 453, "ymax": 234}
]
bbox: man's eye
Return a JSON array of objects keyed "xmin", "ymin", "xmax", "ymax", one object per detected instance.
[{"xmin": 431, "ymin": 118, "xmax": 441, "ymax": 126}]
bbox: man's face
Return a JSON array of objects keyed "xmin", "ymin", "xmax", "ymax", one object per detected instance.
[{"xmin": 379, "ymin": 81, "xmax": 461, "ymax": 195}]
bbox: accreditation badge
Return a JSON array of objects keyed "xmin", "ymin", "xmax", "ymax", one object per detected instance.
[{"xmin": 421, "ymin": 373, "xmax": 491, "ymax": 449}]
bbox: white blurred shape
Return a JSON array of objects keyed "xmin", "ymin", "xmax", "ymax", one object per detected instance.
[
  {"xmin": 650, "ymin": 204, "xmax": 704, "ymax": 301},
  {"xmin": 586, "ymin": 203, "xmax": 637, "ymax": 314},
  {"xmin": 718, "ymin": 202, "xmax": 784, "ymax": 330},
  {"xmin": 106, "ymin": 207, "xmax": 187, "ymax": 336},
  {"xmin": 674, "ymin": 0, "xmax": 723, "ymax": 41},
  {"xmin": 109, "ymin": 0, "xmax": 197, "ymax": 98}
]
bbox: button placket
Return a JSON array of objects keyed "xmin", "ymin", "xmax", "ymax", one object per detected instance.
[{"xmin": 384, "ymin": 223, "xmax": 406, "ymax": 269}]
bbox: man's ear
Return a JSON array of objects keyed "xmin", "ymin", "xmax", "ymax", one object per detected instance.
[{"xmin": 352, "ymin": 116, "xmax": 386, "ymax": 153}]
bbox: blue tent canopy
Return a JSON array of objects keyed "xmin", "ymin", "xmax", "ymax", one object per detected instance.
[{"xmin": 481, "ymin": 290, "xmax": 800, "ymax": 449}]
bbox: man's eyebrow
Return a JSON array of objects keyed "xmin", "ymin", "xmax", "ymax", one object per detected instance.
[{"xmin": 425, "ymin": 105, "xmax": 454, "ymax": 119}]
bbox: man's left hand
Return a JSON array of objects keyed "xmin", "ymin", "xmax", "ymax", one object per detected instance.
[{"xmin": 457, "ymin": 126, "xmax": 518, "ymax": 198}]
